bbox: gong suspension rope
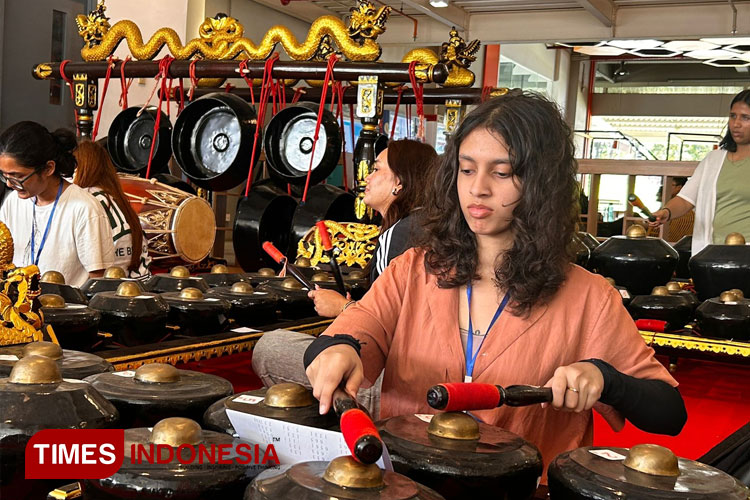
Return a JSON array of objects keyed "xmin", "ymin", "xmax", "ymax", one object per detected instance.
[
  {"xmin": 244, "ymin": 53, "xmax": 279, "ymax": 197},
  {"xmin": 119, "ymin": 56, "xmax": 133, "ymax": 110},
  {"xmin": 481, "ymin": 85, "xmax": 493, "ymax": 102},
  {"xmin": 390, "ymin": 85, "xmax": 405, "ymax": 141},
  {"xmin": 238, "ymin": 59, "xmax": 256, "ymax": 106},
  {"xmin": 301, "ymin": 53, "xmax": 339, "ymax": 204},
  {"xmin": 188, "ymin": 58, "xmax": 200, "ymax": 102},
  {"xmin": 141, "ymin": 55, "xmax": 175, "ymax": 179},
  {"xmin": 91, "ymin": 56, "xmax": 115, "ymax": 141},
  {"xmin": 408, "ymin": 61, "xmax": 425, "ymax": 142},
  {"xmin": 59, "ymin": 60, "xmax": 79, "ymax": 135}
]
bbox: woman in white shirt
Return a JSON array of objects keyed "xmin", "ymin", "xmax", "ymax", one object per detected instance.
[
  {"xmin": 73, "ymin": 140, "xmax": 150, "ymax": 278},
  {"xmin": 0, "ymin": 121, "xmax": 114, "ymax": 286}
]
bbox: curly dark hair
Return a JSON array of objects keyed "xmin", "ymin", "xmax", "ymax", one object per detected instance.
[{"xmin": 419, "ymin": 91, "xmax": 579, "ymax": 316}]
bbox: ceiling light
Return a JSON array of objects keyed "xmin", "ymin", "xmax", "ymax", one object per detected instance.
[
  {"xmin": 614, "ymin": 62, "xmax": 629, "ymax": 77},
  {"xmin": 725, "ymin": 43, "xmax": 750, "ymax": 53},
  {"xmin": 704, "ymin": 58, "xmax": 750, "ymax": 68},
  {"xmin": 700, "ymin": 37, "xmax": 750, "ymax": 45},
  {"xmin": 607, "ymin": 39, "xmax": 663, "ymax": 50},
  {"xmin": 574, "ymin": 46, "xmax": 627, "ymax": 56},
  {"xmin": 685, "ymin": 48, "xmax": 739, "ymax": 60},
  {"xmin": 429, "ymin": 0, "xmax": 449, "ymax": 7},
  {"xmin": 662, "ymin": 40, "xmax": 719, "ymax": 52},
  {"xmin": 556, "ymin": 41, "xmax": 605, "ymax": 48},
  {"xmin": 629, "ymin": 48, "xmax": 682, "ymax": 58}
]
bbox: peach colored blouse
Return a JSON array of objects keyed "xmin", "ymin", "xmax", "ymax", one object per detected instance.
[{"xmin": 323, "ymin": 248, "xmax": 678, "ymax": 473}]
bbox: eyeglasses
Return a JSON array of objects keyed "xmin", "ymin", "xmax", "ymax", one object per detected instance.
[{"xmin": 0, "ymin": 169, "xmax": 39, "ymax": 191}]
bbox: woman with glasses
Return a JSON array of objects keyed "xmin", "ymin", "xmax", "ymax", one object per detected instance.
[{"xmin": 0, "ymin": 121, "xmax": 114, "ymax": 286}]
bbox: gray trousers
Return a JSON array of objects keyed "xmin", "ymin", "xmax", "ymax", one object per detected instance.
[{"xmin": 252, "ymin": 329, "xmax": 383, "ymax": 419}]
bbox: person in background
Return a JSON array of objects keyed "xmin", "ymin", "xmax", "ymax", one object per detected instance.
[
  {"xmin": 651, "ymin": 90, "xmax": 750, "ymax": 252},
  {"xmin": 252, "ymin": 139, "xmax": 438, "ymax": 418},
  {"xmin": 305, "ymin": 92, "xmax": 686, "ymax": 477},
  {"xmin": 0, "ymin": 121, "xmax": 113, "ymax": 286},
  {"xmin": 73, "ymin": 139, "xmax": 150, "ymax": 278}
]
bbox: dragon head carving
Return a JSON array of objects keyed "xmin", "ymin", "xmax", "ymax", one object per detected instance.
[
  {"xmin": 76, "ymin": 0, "xmax": 110, "ymax": 49},
  {"xmin": 349, "ymin": 1, "xmax": 391, "ymax": 42},
  {"xmin": 440, "ymin": 27, "xmax": 480, "ymax": 69},
  {"xmin": 198, "ymin": 13, "xmax": 244, "ymax": 46}
]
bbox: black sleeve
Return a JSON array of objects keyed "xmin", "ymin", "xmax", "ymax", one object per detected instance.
[
  {"xmin": 385, "ymin": 215, "xmax": 419, "ymax": 265},
  {"xmin": 303, "ymin": 334, "xmax": 362, "ymax": 369},
  {"xmin": 582, "ymin": 358, "xmax": 687, "ymax": 436}
]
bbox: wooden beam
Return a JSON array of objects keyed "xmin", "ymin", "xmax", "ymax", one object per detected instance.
[
  {"xmin": 577, "ymin": 159, "xmax": 698, "ymax": 176},
  {"xmin": 576, "ymin": 0, "xmax": 616, "ymax": 28}
]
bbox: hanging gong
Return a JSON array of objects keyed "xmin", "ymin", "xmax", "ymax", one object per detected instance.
[
  {"xmin": 378, "ymin": 413, "xmax": 542, "ymax": 500},
  {"xmin": 548, "ymin": 445, "xmax": 749, "ymax": 499},
  {"xmin": 264, "ymin": 102, "xmax": 342, "ymax": 186},
  {"xmin": 107, "ymin": 106, "xmax": 171, "ymax": 176},
  {"xmin": 172, "ymin": 92, "xmax": 261, "ymax": 191},
  {"xmin": 0, "ymin": 341, "xmax": 113, "ymax": 379},
  {"xmin": 289, "ymin": 184, "xmax": 357, "ymax": 259},
  {"xmin": 84, "ymin": 363, "xmax": 234, "ymax": 428},
  {"xmin": 233, "ymin": 184, "xmax": 298, "ymax": 271}
]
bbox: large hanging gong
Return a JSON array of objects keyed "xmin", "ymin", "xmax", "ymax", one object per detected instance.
[
  {"xmin": 107, "ymin": 106, "xmax": 172, "ymax": 176},
  {"xmin": 173, "ymin": 92, "xmax": 261, "ymax": 191},
  {"xmin": 264, "ymin": 103, "xmax": 342, "ymax": 186},
  {"xmin": 233, "ymin": 183, "xmax": 298, "ymax": 271}
]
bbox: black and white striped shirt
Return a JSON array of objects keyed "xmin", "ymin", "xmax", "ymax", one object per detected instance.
[{"xmin": 370, "ymin": 213, "xmax": 418, "ymax": 282}]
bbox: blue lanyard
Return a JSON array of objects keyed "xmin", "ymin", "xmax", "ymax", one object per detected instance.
[
  {"xmin": 465, "ymin": 284, "xmax": 510, "ymax": 382},
  {"xmin": 31, "ymin": 179, "xmax": 63, "ymax": 266}
]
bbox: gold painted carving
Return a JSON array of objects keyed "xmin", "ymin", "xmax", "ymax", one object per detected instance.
[
  {"xmin": 297, "ymin": 220, "xmax": 379, "ymax": 268},
  {"xmin": 34, "ymin": 64, "xmax": 52, "ymax": 79},
  {"xmin": 444, "ymin": 99, "xmax": 462, "ymax": 134},
  {"xmin": 640, "ymin": 330, "xmax": 750, "ymax": 358},
  {"xmin": 140, "ymin": 209, "xmax": 172, "ymax": 231},
  {"xmin": 76, "ymin": 0, "xmax": 390, "ymax": 63},
  {"xmin": 401, "ymin": 27, "xmax": 480, "ymax": 87},
  {"xmin": 355, "ymin": 160, "xmax": 374, "ymax": 221}
]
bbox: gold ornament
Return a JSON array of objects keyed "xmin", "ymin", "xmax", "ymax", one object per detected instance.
[
  {"xmin": 297, "ymin": 221, "xmax": 379, "ymax": 269},
  {"xmin": 76, "ymin": 0, "xmax": 391, "ymax": 63},
  {"xmin": 400, "ymin": 27, "xmax": 480, "ymax": 87}
]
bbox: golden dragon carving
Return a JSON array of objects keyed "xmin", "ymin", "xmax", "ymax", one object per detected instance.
[
  {"xmin": 0, "ymin": 222, "xmax": 56, "ymax": 346},
  {"xmin": 76, "ymin": 0, "xmax": 391, "ymax": 62},
  {"xmin": 297, "ymin": 221, "xmax": 379, "ymax": 268},
  {"xmin": 401, "ymin": 27, "xmax": 481, "ymax": 87}
]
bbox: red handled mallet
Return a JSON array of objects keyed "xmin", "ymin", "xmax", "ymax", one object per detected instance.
[
  {"xmin": 333, "ymin": 387, "xmax": 383, "ymax": 465},
  {"xmin": 262, "ymin": 241, "xmax": 316, "ymax": 290},
  {"xmin": 316, "ymin": 221, "xmax": 347, "ymax": 296},
  {"xmin": 427, "ymin": 383, "xmax": 553, "ymax": 412}
]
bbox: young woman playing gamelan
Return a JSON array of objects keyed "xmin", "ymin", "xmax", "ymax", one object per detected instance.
[{"xmin": 304, "ymin": 92, "xmax": 687, "ymax": 474}]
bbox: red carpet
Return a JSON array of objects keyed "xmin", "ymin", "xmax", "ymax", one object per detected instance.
[
  {"xmin": 176, "ymin": 350, "xmax": 264, "ymax": 394},
  {"xmin": 594, "ymin": 357, "xmax": 750, "ymax": 459}
]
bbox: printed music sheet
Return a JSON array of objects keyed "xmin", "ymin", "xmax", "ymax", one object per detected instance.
[{"xmin": 227, "ymin": 408, "xmax": 391, "ymax": 469}]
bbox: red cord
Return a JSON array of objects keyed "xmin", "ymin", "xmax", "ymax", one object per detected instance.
[
  {"xmin": 481, "ymin": 86, "xmax": 492, "ymax": 102},
  {"xmin": 238, "ymin": 60, "xmax": 256, "ymax": 105},
  {"xmin": 177, "ymin": 78, "xmax": 185, "ymax": 114},
  {"xmin": 390, "ymin": 86, "xmax": 404, "ymax": 140},
  {"xmin": 244, "ymin": 54, "xmax": 279, "ymax": 196},
  {"xmin": 91, "ymin": 56, "xmax": 114, "ymax": 141},
  {"xmin": 59, "ymin": 60, "xmax": 79, "ymax": 133},
  {"xmin": 225, "ymin": 82, "xmax": 234, "ymax": 93},
  {"xmin": 301, "ymin": 54, "xmax": 338, "ymax": 203},
  {"xmin": 292, "ymin": 87, "xmax": 304, "ymax": 103},
  {"xmin": 406, "ymin": 104, "xmax": 412, "ymax": 138},
  {"xmin": 188, "ymin": 59, "xmax": 199, "ymax": 101},
  {"xmin": 145, "ymin": 55, "xmax": 174, "ymax": 179},
  {"xmin": 408, "ymin": 61, "xmax": 425, "ymax": 142},
  {"xmin": 119, "ymin": 56, "xmax": 133, "ymax": 110}
]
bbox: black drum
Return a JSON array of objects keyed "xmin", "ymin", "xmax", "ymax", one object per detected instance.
[
  {"xmin": 233, "ymin": 184, "xmax": 298, "ymax": 271},
  {"xmin": 107, "ymin": 106, "xmax": 171, "ymax": 176},
  {"xmin": 173, "ymin": 92, "xmax": 261, "ymax": 191},
  {"xmin": 289, "ymin": 184, "xmax": 356, "ymax": 259},
  {"xmin": 264, "ymin": 102, "xmax": 342, "ymax": 187}
]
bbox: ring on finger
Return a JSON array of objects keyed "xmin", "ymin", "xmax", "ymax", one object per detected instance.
[{"xmin": 567, "ymin": 387, "xmax": 579, "ymax": 393}]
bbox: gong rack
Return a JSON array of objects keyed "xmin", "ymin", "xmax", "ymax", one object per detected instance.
[{"xmin": 31, "ymin": 58, "xmax": 502, "ymax": 261}]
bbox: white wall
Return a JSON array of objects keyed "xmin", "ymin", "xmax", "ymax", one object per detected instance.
[
  {"xmin": 96, "ymin": 0, "xmax": 189, "ymax": 138},
  {"xmin": 499, "ymin": 43, "xmax": 570, "ymax": 113}
]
